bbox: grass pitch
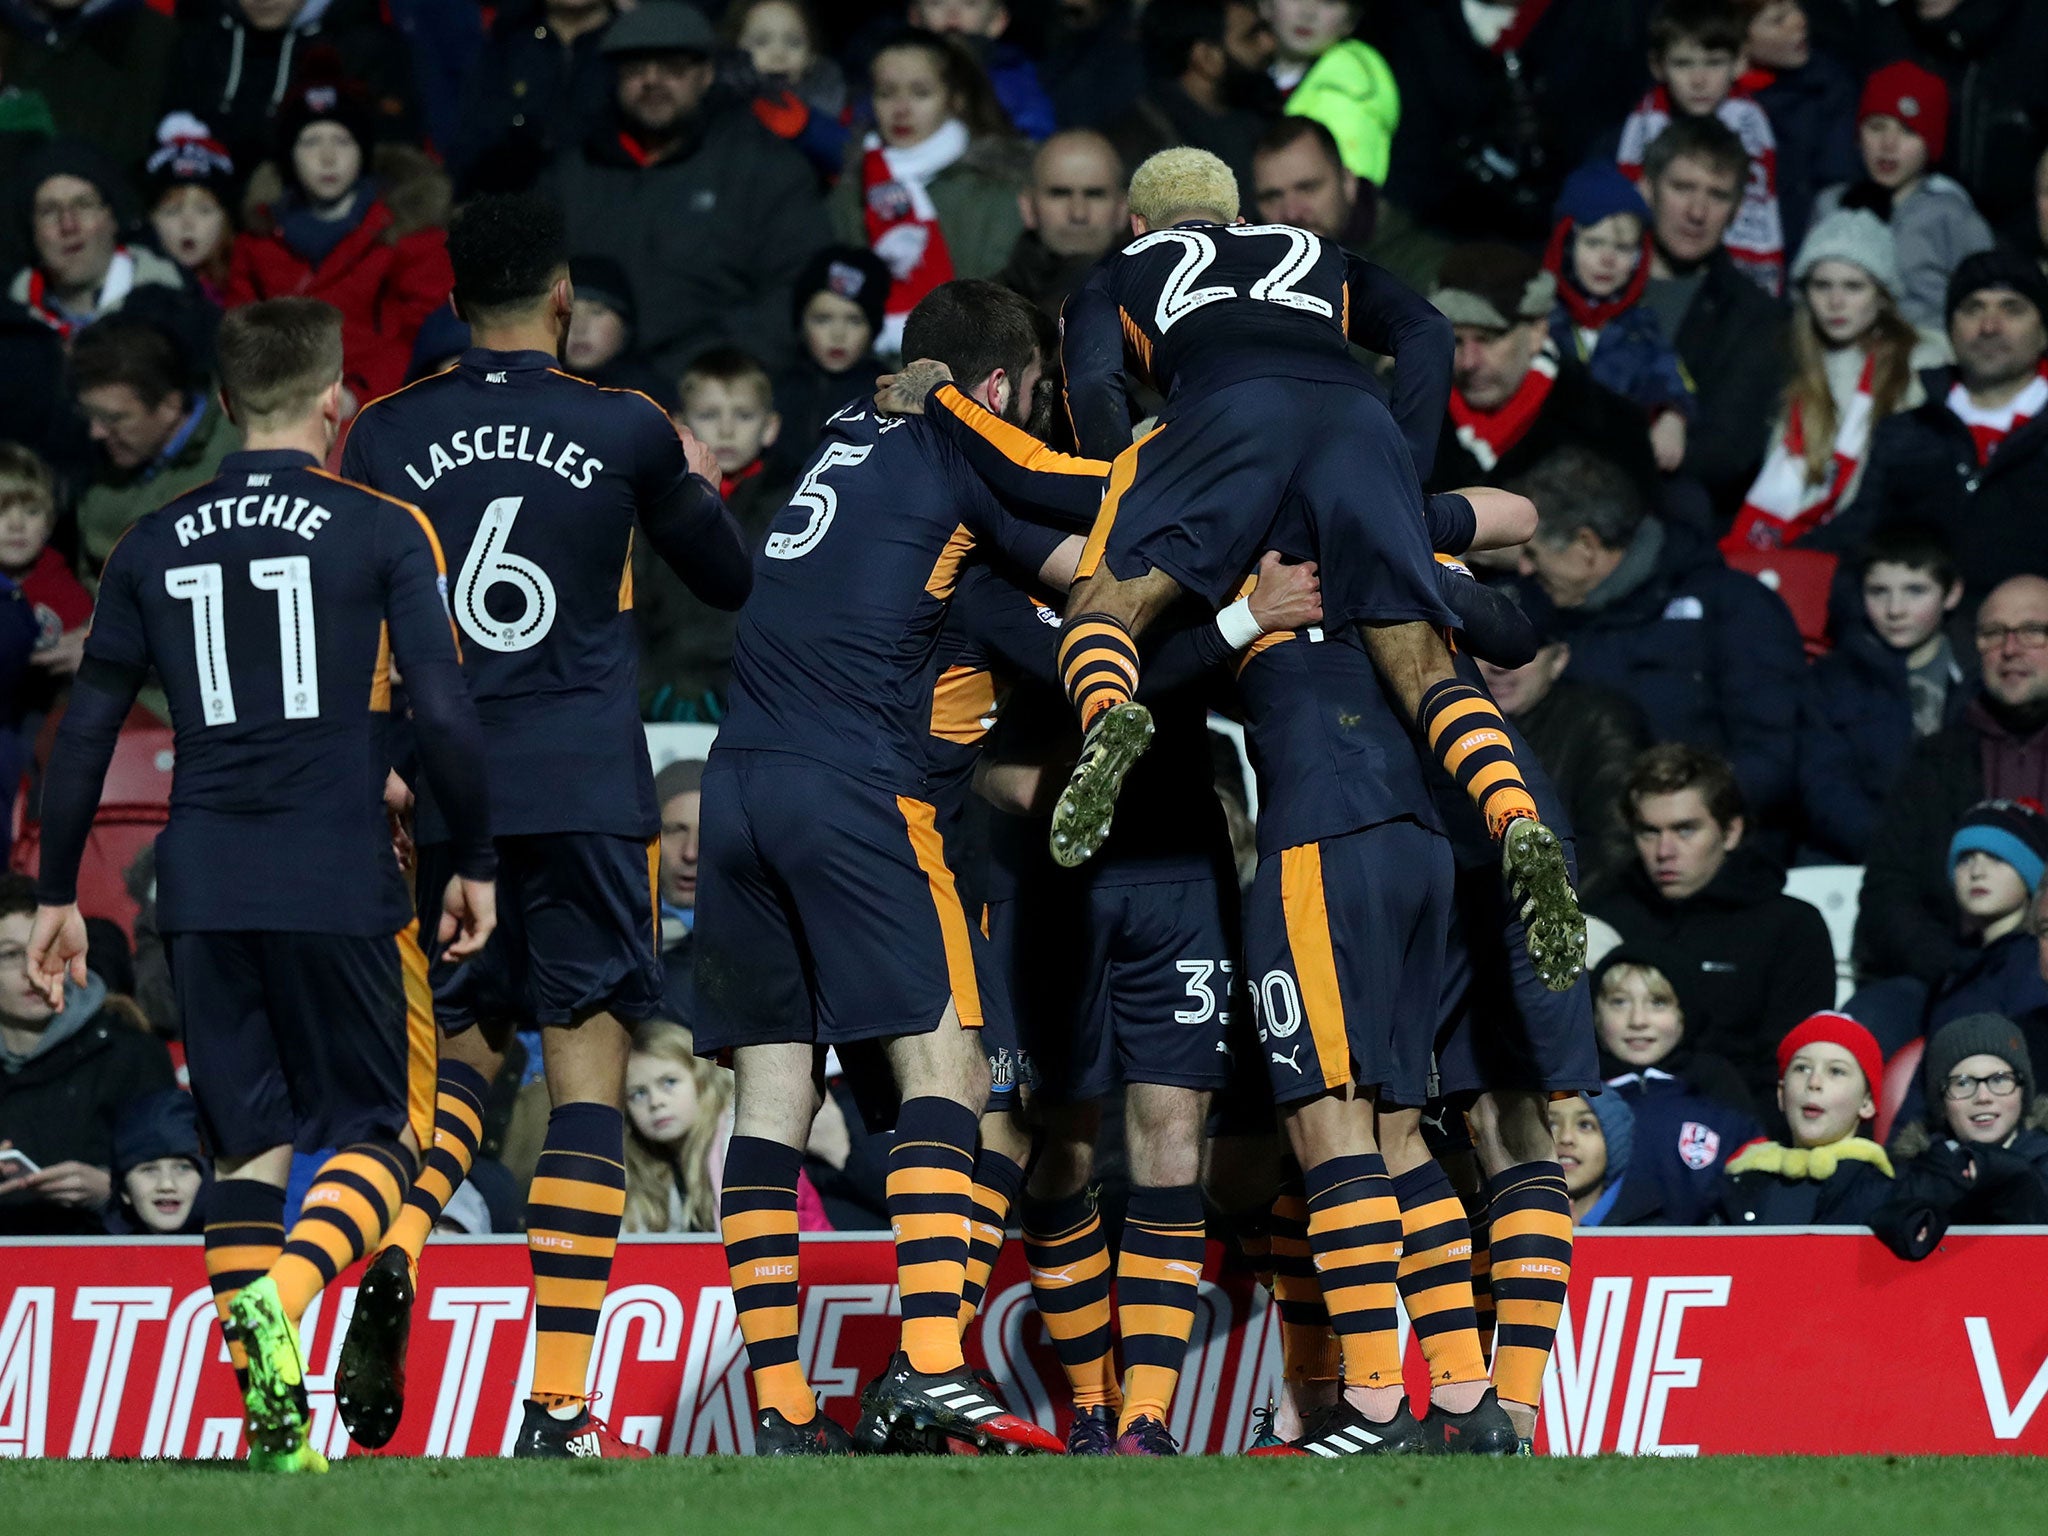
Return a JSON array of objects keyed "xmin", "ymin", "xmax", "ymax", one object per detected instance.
[{"xmin": 11, "ymin": 1456, "xmax": 2046, "ymax": 1536}]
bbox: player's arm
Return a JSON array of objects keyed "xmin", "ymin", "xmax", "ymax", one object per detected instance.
[
  {"xmin": 1422, "ymin": 490, "xmax": 1537, "ymax": 557},
  {"xmin": 1343, "ymin": 253, "xmax": 1454, "ymax": 480},
  {"xmin": 1146, "ymin": 553, "xmax": 1325, "ymax": 691},
  {"xmin": 922, "ymin": 382, "xmax": 1109, "ymax": 530},
  {"xmin": 1060, "ymin": 277, "xmax": 1133, "ymax": 461},
  {"xmin": 1435, "ymin": 557, "xmax": 1539, "ymax": 668},
  {"xmin": 635, "ymin": 407, "xmax": 752, "ymax": 610}
]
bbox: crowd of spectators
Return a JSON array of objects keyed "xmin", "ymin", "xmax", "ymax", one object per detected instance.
[{"xmin": 5, "ymin": 0, "xmax": 2048, "ymax": 1242}]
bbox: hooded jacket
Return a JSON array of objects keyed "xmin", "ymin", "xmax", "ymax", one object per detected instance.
[
  {"xmin": 1709, "ymin": 1138, "xmax": 1896, "ymax": 1225},
  {"xmin": 1606, "ymin": 1061, "xmax": 1764, "ymax": 1225},
  {"xmin": 0, "ymin": 973, "xmax": 175, "ymax": 1235},
  {"xmin": 0, "ymin": 0, "xmax": 177, "ymax": 168},
  {"xmin": 1871, "ymin": 1100, "xmax": 2048, "ymax": 1259}
]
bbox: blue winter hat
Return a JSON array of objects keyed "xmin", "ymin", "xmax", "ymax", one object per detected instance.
[
  {"xmin": 1553, "ymin": 161, "xmax": 1652, "ymax": 231},
  {"xmin": 1587, "ymin": 1090, "xmax": 1636, "ymax": 1181},
  {"xmin": 1949, "ymin": 798, "xmax": 2048, "ymax": 896},
  {"xmin": 112, "ymin": 1090, "xmax": 205, "ymax": 1179}
]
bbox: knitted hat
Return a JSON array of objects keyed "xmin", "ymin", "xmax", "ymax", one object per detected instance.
[
  {"xmin": 1586, "ymin": 1090, "xmax": 1636, "ymax": 1181},
  {"xmin": 571, "ymin": 254, "xmax": 638, "ymax": 330},
  {"xmin": 273, "ymin": 53, "xmax": 376, "ymax": 179},
  {"xmin": 1431, "ymin": 242, "xmax": 1557, "ymax": 331},
  {"xmin": 16, "ymin": 136, "xmax": 141, "ymax": 243},
  {"xmin": 1948, "ymin": 797, "xmax": 2048, "ymax": 896},
  {"xmin": 1553, "ymin": 160, "xmax": 1651, "ymax": 232},
  {"xmin": 1777, "ymin": 1011, "xmax": 1884, "ymax": 1102},
  {"xmin": 112, "ymin": 1090, "xmax": 205, "ymax": 1179},
  {"xmin": 1922, "ymin": 1012, "xmax": 2034, "ymax": 1123},
  {"xmin": 143, "ymin": 112, "xmax": 237, "ymax": 208},
  {"xmin": 793, "ymin": 244, "xmax": 892, "ymax": 335},
  {"xmin": 1859, "ymin": 59, "xmax": 1948, "ymax": 165},
  {"xmin": 1946, "ymin": 247, "xmax": 2048, "ymax": 328},
  {"xmin": 1791, "ymin": 208, "xmax": 1901, "ymax": 300}
]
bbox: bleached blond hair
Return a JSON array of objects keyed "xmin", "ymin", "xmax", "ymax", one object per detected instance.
[{"xmin": 1127, "ymin": 147, "xmax": 1239, "ymax": 227}]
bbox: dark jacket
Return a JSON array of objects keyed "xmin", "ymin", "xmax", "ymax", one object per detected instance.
[
  {"xmin": 769, "ymin": 352, "xmax": 881, "ymax": 480},
  {"xmin": 0, "ymin": 295, "xmax": 86, "ymax": 483},
  {"xmin": 1609, "ymin": 1062, "xmax": 1765, "ymax": 1226},
  {"xmin": 1593, "ymin": 847, "xmax": 1838, "ymax": 1102},
  {"xmin": 1710, "ymin": 1147, "xmax": 1895, "ymax": 1225},
  {"xmin": 1429, "ymin": 355, "xmax": 1662, "ymax": 507},
  {"xmin": 1041, "ymin": 1, "xmax": 1147, "ymax": 134},
  {"xmin": 1853, "ymin": 697, "xmax": 2048, "ymax": 985},
  {"xmin": 1668, "ymin": 250, "xmax": 1792, "ymax": 515},
  {"xmin": 1548, "ymin": 302, "xmax": 1693, "ymax": 419},
  {"xmin": 1584, "ymin": 1174, "xmax": 1670, "ymax": 1227},
  {"xmin": 0, "ymin": 0, "xmax": 175, "ymax": 169},
  {"xmin": 1751, "ymin": 53, "xmax": 1863, "ymax": 254},
  {"xmin": 1513, "ymin": 676, "xmax": 1650, "ymax": 902},
  {"xmin": 1812, "ymin": 367, "xmax": 2048, "ymax": 610},
  {"xmin": 1515, "ymin": 519, "xmax": 1808, "ymax": 822},
  {"xmin": 1900, "ymin": 0, "xmax": 2048, "ymax": 235},
  {"xmin": 1106, "ymin": 81, "xmax": 1270, "ymax": 201},
  {"xmin": 1871, "ymin": 1107, "xmax": 2048, "ymax": 1259},
  {"xmin": 446, "ymin": 2, "xmax": 615, "ymax": 194},
  {"xmin": 548, "ymin": 109, "xmax": 830, "ymax": 375},
  {"xmin": 997, "ymin": 229, "xmax": 1104, "ymax": 324},
  {"xmin": 0, "ymin": 975, "xmax": 175, "ymax": 1236},
  {"xmin": 1799, "ymin": 623, "xmax": 1972, "ymax": 863}
]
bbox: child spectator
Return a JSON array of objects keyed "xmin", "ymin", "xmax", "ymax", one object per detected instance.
[
  {"xmin": 725, "ymin": 0, "xmax": 851, "ymax": 181},
  {"xmin": 1618, "ymin": 0, "xmax": 1786, "ymax": 296},
  {"xmin": 910, "ymin": 0, "xmax": 1057, "ymax": 142},
  {"xmin": 103, "ymin": 1089, "xmax": 208, "ymax": 1236},
  {"xmin": 1732, "ymin": 2, "xmax": 1860, "ymax": 254},
  {"xmin": 1543, "ymin": 161, "xmax": 1696, "ymax": 472},
  {"xmin": 225, "ymin": 68, "xmax": 454, "ymax": 403},
  {"xmin": 0, "ymin": 441, "xmax": 90, "ymax": 679},
  {"xmin": 1548, "ymin": 1091, "xmax": 1661, "ymax": 1226},
  {"xmin": 565, "ymin": 254, "xmax": 670, "ymax": 403},
  {"xmin": 1593, "ymin": 943, "xmax": 1764, "ymax": 1222},
  {"xmin": 1813, "ymin": 61, "xmax": 1993, "ymax": 333},
  {"xmin": 1799, "ymin": 524, "xmax": 1965, "ymax": 862},
  {"xmin": 830, "ymin": 30, "xmax": 1025, "ymax": 356},
  {"xmin": 1711, "ymin": 1011, "xmax": 1894, "ymax": 1224},
  {"xmin": 1872, "ymin": 1013, "xmax": 2048, "ymax": 1258},
  {"xmin": 1263, "ymin": 0, "xmax": 1398, "ymax": 186},
  {"xmin": 622, "ymin": 1020, "xmax": 739, "ymax": 1233},
  {"xmin": 674, "ymin": 346, "xmax": 787, "ymax": 516},
  {"xmin": 143, "ymin": 114, "xmax": 237, "ymax": 311},
  {"xmin": 1728, "ymin": 210, "xmax": 1945, "ymax": 554},
  {"xmin": 772, "ymin": 244, "xmax": 890, "ymax": 474}
]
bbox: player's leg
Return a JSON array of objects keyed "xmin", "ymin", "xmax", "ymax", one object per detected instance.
[
  {"xmin": 1112, "ymin": 1081, "xmax": 1207, "ymax": 1454},
  {"xmin": 1018, "ymin": 1100, "xmax": 1120, "ymax": 1452},
  {"xmin": 1471, "ymin": 1088, "xmax": 1573, "ymax": 1447},
  {"xmin": 959, "ymin": 1105, "xmax": 1031, "ymax": 1332},
  {"xmin": 380, "ymin": 1023, "xmax": 503, "ymax": 1266},
  {"xmin": 1265, "ymin": 1163, "xmax": 1341, "ymax": 1440}
]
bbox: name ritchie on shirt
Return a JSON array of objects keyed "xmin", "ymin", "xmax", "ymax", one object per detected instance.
[
  {"xmin": 174, "ymin": 490, "xmax": 332, "ymax": 546},
  {"xmin": 402, "ymin": 424, "xmax": 604, "ymax": 492}
]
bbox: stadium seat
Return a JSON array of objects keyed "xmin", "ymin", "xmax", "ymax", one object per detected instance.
[
  {"xmin": 1725, "ymin": 545, "xmax": 1839, "ymax": 658},
  {"xmin": 8, "ymin": 711, "xmax": 174, "ymax": 941},
  {"xmin": 1875, "ymin": 1037, "xmax": 1926, "ymax": 1147},
  {"xmin": 1783, "ymin": 864, "xmax": 1862, "ymax": 1007}
]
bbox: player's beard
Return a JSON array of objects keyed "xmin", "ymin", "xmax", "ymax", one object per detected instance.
[{"xmin": 1024, "ymin": 377, "xmax": 1057, "ymax": 440}]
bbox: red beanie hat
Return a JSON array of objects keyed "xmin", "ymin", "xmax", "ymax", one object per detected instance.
[
  {"xmin": 1859, "ymin": 60, "xmax": 1949, "ymax": 165},
  {"xmin": 1777, "ymin": 1011, "xmax": 1884, "ymax": 1103}
]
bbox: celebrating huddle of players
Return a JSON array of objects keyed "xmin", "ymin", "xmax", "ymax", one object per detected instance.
[{"xmin": 25, "ymin": 146, "xmax": 1593, "ymax": 1470}]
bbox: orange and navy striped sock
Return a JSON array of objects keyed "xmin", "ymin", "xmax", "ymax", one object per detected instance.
[
  {"xmin": 1229, "ymin": 1208, "xmax": 1274, "ymax": 1294},
  {"xmin": 722, "ymin": 1134, "xmax": 814, "ymax": 1423},
  {"xmin": 1392, "ymin": 1163, "xmax": 1488, "ymax": 1393},
  {"xmin": 1270, "ymin": 1180, "xmax": 1340, "ymax": 1384},
  {"xmin": 204, "ymin": 1178, "xmax": 285, "ymax": 1392},
  {"xmin": 1304, "ymin": 1154, "xmax": 1404, "ymax": 1394},
  {"xmin": 1115, "ymin": 1183, "xmax": 1205, "ymax": 1433},
  {"xmin": 525, "ymin": 1102, "xmax": 627, "ymax": 1409},
  {"xmin": 1486, "ymin": 1160, "xmax": 1573, "ymax": 1413},
  {"xmin": 271, "ymin": 1141, "xmax": 410, "ymax": 1323},
  {"xmin": 888, "ymin": 1097, "xmax": 978, "ymax": 1375},
  {"xmin": 958, "ymin": 1145, "xmax": 1026, "ymax": 1331},
  {"xmin": 1020, "ymin": 1189, "xmax": 1120, "ymax": 1411},
  {"xmin": 1467, "ymin": 1197, "xmax": 1495, "ymax": 1362},
  {"xmin": 383, "ymin": 1060, "xmax": 488, "ymax": 1263},
  {"xmin": 1418, "ymin": 680, "xmax": 1539, "ymax": 839},
  {"xmin": 1058, "ymin": 612, "xmax": 1140, "ymax": 729}
]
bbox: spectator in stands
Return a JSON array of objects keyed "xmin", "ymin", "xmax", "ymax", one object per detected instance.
[
  {"xmin": 0, "ymin": 0, "xmax": 174, "ymax": 169},
  {"xmin": 1617, "ymin": 0, "xmax": 1786, "ymax": 297},
  {"xmin": 1872, "ymin": 1012, "xmax": 2048, "ymax": 1258},
  {"xmin": 651, "ymin": 756, "xmax": 702, "ymax": 1028},
  {"xmin": 144, "ymin": 114, "xmax": 238, "ymax": 312},
  {"xmin": 1476, "ymin": 618, "xmax": 1650, "ymax": 902},
  {"xmin": 0, "ymin": 441, "xmax": 90, "ymax": 684},
  {"xmin": 910, "ymin": 0, "xmax": 1056, "ymax": 142},
  {"xmin": 1548, "ymin": 1090, "xmax": 1661, "ymax": 1225},
  {"xmin": 170, "ymin": 0, "xmax": 420, "ymax": 172},
  {"xmin": 1735, "ymin": 1, "xmax": 1861, "ymax": 254},
  {"xmin": 1799, "ymin": 525, "xmax": 1967, "ymax": 863},
  {"xmin": 831, "ymin": 30, "xmax": 1026, "ymax": 356},
  {"xmin": 1265, "ymin": 0, "xmax": 1398, "ymax": 187},
  {"xmin": 1593, "ymin": 744, "xmax": 1836, "ymax": 1099},
  {"xmin": 1507, "ymin": 448, "xmax": 1807, "ymax": 828},
  {"xmin": 1814, "ymin": 252, "xmax": 2048, "ymax": 608},
  {"xmin": 1641, "ymin": 116, "xmax": 1790, "ymax": 514},
  {"xmin": 550, "ymin": 1, "xmax": 829, "ymax": 374},
  {"xmin": 724, "ymin": 0, "xmax": 850, "ymax": 182},
  {"xmin": 772, "ymin": 244, "xmax": 888, "ymax": 474},
  {"xmin": 68, "ymin": 315, "xmax": 237, "ymax": 572},
  {"xmin": 1107, "ymin": 0, "xmax": 1276, "ymax": 196},
  {"xmin": 1039, "ymin": 0, "xmax": 1147, "ymax": 134},
  {"xmin": 997, "ymin": 130, "xmax": 1125, "ymax": 321},
  {"xmin": 622, "ymin": 1019, "xmax": 739, "ymax": 1233},
  {"xmin": 563, "ymin": 254, "xmax": 669, "ymax": 402},
  {"xmin": 1543, "ymin": 162, "xmax": 1696, "ymax": 473},
  {"xmin": 1429, "ymin": 244, "xmax": 1661, "ymax": 502},
  {"xmin": 1812, "ymin": 61, "xmax": 1993, "ymax": 332},
  {"xmin": 1251, "ymin": 115, "xmax": 1446, "ymax": 295},
  {"xmin": 9, "ymin": 139, "xmax": 186, "ymax": 341},
  {"xmin": 1594, "ymin": 942, "xmax": 1764, "ymax": 1223},
  {"xmin": 449, "ymin": 0, "xmax": 620, "ymax": 195},
  {"xmin": 1889, "ymin": 0, "xmax": 2048, "ymax": 238},
  {"xmin": 102, "ymin": 1089, "xmax": 207, "ymax": 1236},
  {"xmin": 1711, "ymin": 1011, "xmax": 1894, "ymax": 1223},
  {"xmin": 225, "ymin": 70, "xmax": 454, "ymax": 405},
  {"xmin": 0, "ymin": 872, "xmax": 174, "ymax": 1235}
]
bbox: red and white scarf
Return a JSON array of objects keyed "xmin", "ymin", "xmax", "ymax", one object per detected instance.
[
  {"xmin": 22, "ymin": 247, "xmax": 138, "ymax": 339},
  {"xmin": 1726, "ymin": 351, "xmax": 1877, "ymax": 552},
  {"xmin": 1449, "ymin": 341, "xmax": 1560, "ymax": 471},
  {"xmin": 1946, "ymin": 368, "xmax": 2048, "ymax": 465},
  {"xmin": 1618, "ymin": 85, "xmax": 1783, "ymax": 296},
  {"xmin": 862, "ymin": 118, "xmax": 968, "ymax": 356}
]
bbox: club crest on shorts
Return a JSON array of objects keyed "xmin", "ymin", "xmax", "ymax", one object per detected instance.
[{"xmin": 1677, "ymin": 1121, "xmax": 1721, "ymax": 1170}]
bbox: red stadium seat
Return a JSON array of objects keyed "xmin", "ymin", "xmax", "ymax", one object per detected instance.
[
  {"xmin": 1875, "ymin": 1037, "xmax": 1926, "ymax": 1147},
  {"xmin": 8, "ymin": 711, "xmax": 174, "ymax": 941},
  {"xmin": 1724, "ymin": 545, "xmax": 1839, "ymax": 658}
]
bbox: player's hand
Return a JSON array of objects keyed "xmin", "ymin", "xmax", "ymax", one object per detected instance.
[
  {"xmin": 874, "ymin": 358, "xmax": 953, "ymax": 416},
  {"xmin": 25, "ymin": 904, "xmax": 87, "ymax": 1013},
  {"xmin": 1246, "ymin": 551, "xmax": 1322, "ymax": 633},
  {"xmin": 438, "ymin": 876, "xmax": 497, "ymax": 963},
  {"xmin": 676, "ymin": 422, "xmax": 722, "ymax": 485},
  {"xmin": 12, "ymin": 1160, "xmax": 111, "ymax": 1208},
  {"xmin": 1650, "ymin": 411, "xmax": 1687, "ymax": 473}
]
